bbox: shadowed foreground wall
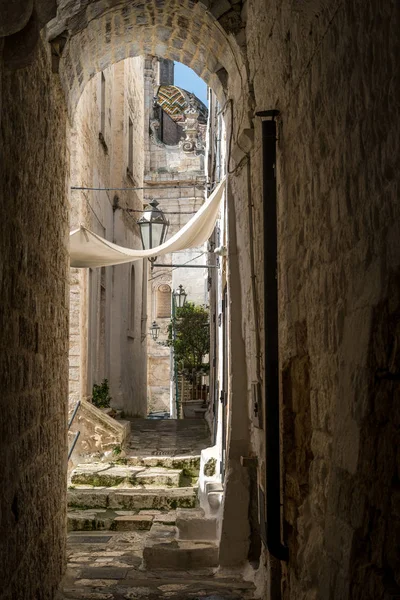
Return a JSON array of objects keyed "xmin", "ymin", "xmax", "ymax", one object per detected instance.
[
  {"xmin": 0, "ymin": 37, "xmax": 69, "ymax": 598},
  {"xmin": 243, "ymin": 0, "xmax": 400, "ymax": 597}
]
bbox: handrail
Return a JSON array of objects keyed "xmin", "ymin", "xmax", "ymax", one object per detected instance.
[
  {"xmin": 68, "ymin": 431, "xmax": 80, "ymax": 460},
  {"xmin": 68, "ymin": 400, "xmax": 81, "ymax": 430},
  {"xmin": 67, "ymin": 401, "xmax": 81, "ymax": 461}
]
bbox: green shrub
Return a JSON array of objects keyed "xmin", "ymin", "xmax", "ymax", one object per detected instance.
[
  {"xmin": 112, "ymin": 445, "xmax": 122, "ymax": 456},
  {"xmin": 92, "ymin": 379, "xmax": 112, "ymax": 409},
  {"xmin": 167, "ymin": 302, "xmax": 210, "ymax": 373}
]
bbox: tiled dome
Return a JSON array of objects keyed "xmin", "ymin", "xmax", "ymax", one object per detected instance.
[{"xmin": 156, "ymin": 85, "xmax": 208, "ymax": 122}]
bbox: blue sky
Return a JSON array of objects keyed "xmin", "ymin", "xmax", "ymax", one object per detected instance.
[{"xmin": 174, "ymin": 62, "xmax": 208, "ymax": 106}]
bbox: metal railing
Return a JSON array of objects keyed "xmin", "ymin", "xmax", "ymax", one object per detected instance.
[
  {"xmin": 68, "ymin": 400, "xmax": 81, "ymax": 460},
  {"xmin": 68, "ymin": 400, "xmax": 81, "ymax": 429}
]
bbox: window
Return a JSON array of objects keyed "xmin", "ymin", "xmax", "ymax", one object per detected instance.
[{"xmin": 156, "ymin": 284, "xmax": 171, "ymax": 318}]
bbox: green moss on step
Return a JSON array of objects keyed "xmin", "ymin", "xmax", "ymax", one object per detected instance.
[
  {"xmin": 204, "ymin": 457, "xmax": 217, "ymax": 477},
  {"xmin": 71, "ymin": 473, "xmax": 125, "ymax": 487}
]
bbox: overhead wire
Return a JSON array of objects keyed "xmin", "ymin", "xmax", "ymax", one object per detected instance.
[
  {"xmin": 71, "ymin": 184, "xmax": 207, "ymax": 191},
  {"xmin": 124, "ymin": 208, "xmax": 202, "ymax": 215}
]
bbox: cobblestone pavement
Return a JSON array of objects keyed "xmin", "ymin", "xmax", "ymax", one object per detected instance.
[
  {"xmin": 127, "ymin": 419, "xmax": 211, "ymax": 457},
  {"xmin": 57, "ymin": 531, "xmax": 256, "ymax": 600}
]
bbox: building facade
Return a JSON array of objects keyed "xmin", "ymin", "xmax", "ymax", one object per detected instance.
[
  {"xmin": 143, "ymin": 57, "xmax": 210, "ymax": 415},
  {"xmin": 69, "ymin": 58, "xmax": 148, "ymax": 417}
]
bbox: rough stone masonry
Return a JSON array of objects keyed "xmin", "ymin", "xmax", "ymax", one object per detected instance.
[
  {"xmin": 0, "ymin": 1, "xmax": 399, "ymax": 599},
  {"xmin": 0, "ymin": 35, "xmax": 69, "ymax": 599}
]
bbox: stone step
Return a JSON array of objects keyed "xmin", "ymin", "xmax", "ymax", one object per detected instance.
[
  {"xmin": 67, "ymin": 509, "xmax": 177, "ymax": 532},
  {"xmin": 176, "ymin": 508, "xmax": 217, "ymax": 541},
  {"xmin": 143, "ymin": 524, "xmax": 218, "ymax": 569},
  {"xmin": 123, "ymin": 454, "xmax": 200, "ymax": 478},
  {"xmin": 67, "ymin": 486, "xmax": 198, "ymax": 511},
  {"xmin": 70, "ymin": 463, "xmax": 185, "ymax": 488}
]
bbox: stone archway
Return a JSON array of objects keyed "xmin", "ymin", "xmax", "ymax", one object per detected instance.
[
  {"xmin": 49, "ymin": 0, "xmax": 252, "ymax": 570},
  {"xmin": 0, "ymin": 2, "xmax": 254, "ymax": 596},
  {"xmin": 45, "ymin": 0, "xmax": 249, "ymax": 119}
]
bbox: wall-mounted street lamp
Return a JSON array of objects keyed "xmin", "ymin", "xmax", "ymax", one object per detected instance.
[
  {"xmin": 149, "ymin": 320, "xmax": 161, "ymax": 341},
  {"xmin": 173, "ymin": 284, "xmax": 187, "ymax": 309},
  {"xmin": 137, "ymin": 199, "xmax": 169, "ymax": 264}
]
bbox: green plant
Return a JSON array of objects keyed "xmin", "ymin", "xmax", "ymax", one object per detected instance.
[
  {"xmin": 92, "ymin": 379, "xmax": 112, "ymax": 409},
  {"xmin": 112, "ymin": 445, "xmax": 122, "ymax": 457},
  {"xmin": 167, "ymin": 303, "xmax": 210, "ymax": 374}
]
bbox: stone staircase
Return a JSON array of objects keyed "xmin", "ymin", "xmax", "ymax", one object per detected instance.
[
  {"xmin": 67, "ymin": 452, "xmax": 219, "ymax": 568},
  {"xmin": 67, "ymin": 454, "xmax": 199, "ymax": 524}
]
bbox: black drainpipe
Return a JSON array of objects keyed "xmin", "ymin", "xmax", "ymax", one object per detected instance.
[{"xmin": 257, "ymin": 111, "xmax": 289, "ymax": 562}]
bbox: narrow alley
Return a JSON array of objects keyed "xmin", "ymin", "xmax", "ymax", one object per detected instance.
[
  {"xmin": 57, "ymin": 531, "xmax": 255, "ymax": 600},
  {"xmin": 62, "ymin": 419, "xmax": 254, "ymax": 600},
  {"xmin": 0, "ymin": 1, "xmax": 399, "ymax": 599}
]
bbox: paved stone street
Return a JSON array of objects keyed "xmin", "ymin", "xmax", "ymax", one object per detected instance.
[
  {"xmin": 57, "ymin": 531, "xmax": 256, "ymax": 600},
  {"xmin": 61, "ymin": 418, "xmax": 248, "ymax": 598},
  {"xmin": 127, "ymin": 419, "xmax": 211, "ymax": 457}
]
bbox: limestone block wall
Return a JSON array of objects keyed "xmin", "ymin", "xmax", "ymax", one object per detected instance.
[
  {"xmin": 110, "ymin": 57, "xmax": 147, "ymax": 415},
  {"xmin": 69, "ymin": 57, "xmax": 147, "ymax": 416},
  {"xmin": 69, "ymin": 64, "xmax": 115, "ymax": 405},
  {"xmin": 242, "ymin": 1, "xmax": 400, "ymax": 597},
  {"xmin": 0, "ymin": 36, "xmax": 69, "ymax": 599},
  {"xmin": 108, "ymin": 223, "xmax": 147, "ymax": 415},
  {"xmin": 48, "ymin": 0, "xmax": 248, "ymax": 117},
  {"xmin": 121, "ymin": 57, "xmax": 145, "ymax": 188},
  {"xmin": 171, "ymin": 248, "xmax": 208, "ymax": 306},
  {"xmin": 150, "ymin": 142, "xmax": 205, "ymax": 174},
  {"xmin": 147, "ymin": 349, "xmax": 171, "ymax": 414}
]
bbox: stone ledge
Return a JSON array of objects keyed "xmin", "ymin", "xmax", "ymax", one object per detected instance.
[{"xmin": 143, "ymin": 524, "xmax": 219, "ymax": 569}]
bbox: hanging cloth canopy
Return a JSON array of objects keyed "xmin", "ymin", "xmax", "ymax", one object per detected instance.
[{"xmin": 69, "ymin": 178, "xmax": 225, "ymax": 268}]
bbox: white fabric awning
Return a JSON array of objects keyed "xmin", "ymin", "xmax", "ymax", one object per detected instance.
[{"xmin": 69, "ymin": 178, "xmax": 225, "ymax": 268}]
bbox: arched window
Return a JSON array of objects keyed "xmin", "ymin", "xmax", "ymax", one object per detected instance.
[{"xmin": 156, "ymin": 284, "xmax": 171, "ymax": 318}]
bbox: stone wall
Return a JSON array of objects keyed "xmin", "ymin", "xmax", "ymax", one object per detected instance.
[
  {"xmin": 109, "ymin": 57, "xmax": 147, "ymax": 416},
  {"xmin": 0, "ymin": 35, "xmax": 69, "ymax": 599},
  {"xmin": 150, "ymin": 141, "xmax": 205, "ymax": 175},
  {"xmin": 244, "ymin": 0, "xmax": 400, "ymax": 597},
  {"xmin": 48, "ymin": 0, "xmax": 249, "ymax": 115},
  {"xmin": 0, "ymin": 1, "xmax": 399, "ymax": 598},
  {"xmin": 69, "ymin": 57, "xmax": 147, "ymax": 416}
]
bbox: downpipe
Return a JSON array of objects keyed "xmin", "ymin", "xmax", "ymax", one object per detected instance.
[{"xmin": 261, "ymin": 115, "xmax": 289, "ymax": 562}]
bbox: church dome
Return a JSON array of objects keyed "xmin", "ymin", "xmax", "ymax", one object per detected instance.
[{"xmin": 156, "ymin": 85, "xmax": 208, "ymax": 123}]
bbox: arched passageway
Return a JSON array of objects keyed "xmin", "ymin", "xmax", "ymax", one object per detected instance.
[
  {"xmin": 58, "ymin": 0, "xmax": 253, "ymax": 577},
  {"xmin": 1, "ymin": 1, "xmax": 400, "ymax": 599},
  {"xmin": 48, "ymin": 0, "xmax": 248, "ymax": 116}
]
